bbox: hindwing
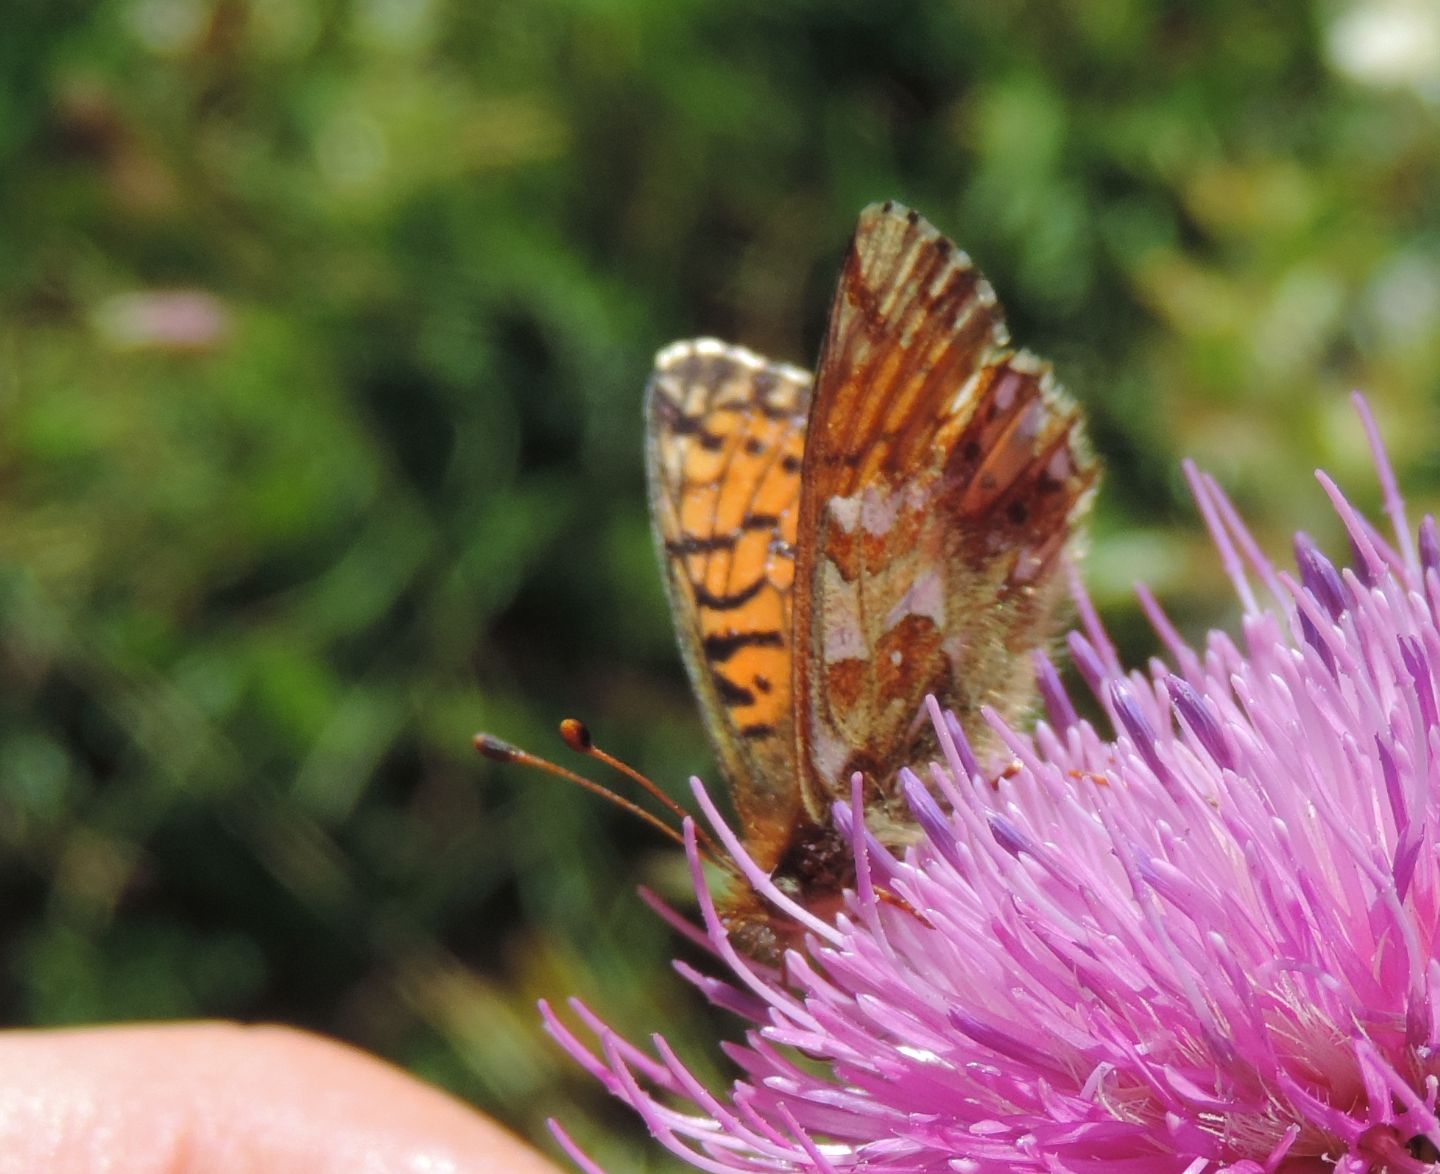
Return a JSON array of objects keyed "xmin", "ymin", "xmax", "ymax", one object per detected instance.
[{"xmin": 792, "ymin": 203, "xmax": 1097, "ymax": 822}]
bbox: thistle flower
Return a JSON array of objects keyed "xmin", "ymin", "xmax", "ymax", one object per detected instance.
[{"xmin": 544, "ymin": 397, "xmax": 1440, "ymax": 1173}]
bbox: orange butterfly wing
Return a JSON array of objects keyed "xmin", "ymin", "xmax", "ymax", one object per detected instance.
[
  {"xmin": 645, "ymin": 339, "xmax": 812, "ymax": 870},
  {"xmin": 792, "ymin": 203, "xmax": 1097, "ymax": 820}
]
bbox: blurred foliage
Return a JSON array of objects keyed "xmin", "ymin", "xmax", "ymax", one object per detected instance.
[{"xmin": 1, "ymin": 0, "xmax": 1438, "ymax": 1167}]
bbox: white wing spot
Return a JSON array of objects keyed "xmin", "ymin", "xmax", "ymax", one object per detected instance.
[
  {"xmin": 828, "ymin": 495, "xmax": 862, "ymax": 535},
  {"xmin": 820, "ymin": 559, "xmax": 867, "ymax": 664},
  {"xmin": 859, "ymin": 484, "xmax": 902, "ymax": 537},
  {"xmin": 885, "ymin": 567, "xmax": 945, "ymax": 630}
]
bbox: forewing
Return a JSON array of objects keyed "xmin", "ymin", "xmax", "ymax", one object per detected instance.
[
  {"xmin": 794, "ymin": 203, "xmax": 1097, "ymax": 813},
  {"xmin": 646, "ymin": 339, "xmax": 812, "ymax": 870}
]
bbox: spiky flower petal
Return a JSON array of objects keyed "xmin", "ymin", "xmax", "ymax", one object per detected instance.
[{"xmin": 547, "ymin": 397, "xmax": 1440, "ymax": 1173}]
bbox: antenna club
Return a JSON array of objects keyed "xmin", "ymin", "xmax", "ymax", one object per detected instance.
[
  {"xmin": 478, "ymin": 721, "xmax": 729, "ymax": 870},
  {"xmin": 560, "ymin": 718, "xmax": 593, "ymax": 752},
  {"xmin": 474, "ymin": 732, "xmax": 519, "ymax": 762}
]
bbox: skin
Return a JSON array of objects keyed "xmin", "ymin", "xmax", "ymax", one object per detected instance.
[{"xmin": 0, "ymin": 1021, "xmax": 563, "ymax": 1172}]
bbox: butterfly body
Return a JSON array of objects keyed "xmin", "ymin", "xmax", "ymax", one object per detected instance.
[{"xmin": 646, "ymin": 203, "xmax": 1096, "ymax": 956}]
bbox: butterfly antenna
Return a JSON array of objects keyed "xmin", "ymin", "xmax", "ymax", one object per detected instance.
[
  {"xmin": 474, "ymin": 731, "xmax": 689, "ymax": 852},
  {"xmin": 556, "ymin": 719, "xmax": 728, "ymax": 866}
]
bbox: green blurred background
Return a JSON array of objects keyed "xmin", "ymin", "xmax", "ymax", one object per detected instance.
[{"xmin": 2, "ymin": 0, "xmax": 1438, "ymax": 1167}]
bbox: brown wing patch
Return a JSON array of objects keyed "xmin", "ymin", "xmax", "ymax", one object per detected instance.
[
  {"xmin": 646, "ymin": 339, "xmax": 812, "ymax": 869},
  {"xmin": 793, "ymin": 203, "xmax": 1096, "ymax": 818}
]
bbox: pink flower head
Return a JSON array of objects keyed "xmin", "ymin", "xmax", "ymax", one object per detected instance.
[
  {"xmin": 545, "ymin": 396, "xmax": 1440, "ymax": 1172},
  {"xmin": 93, "ymin": 289, "xmax": 230, "ymax": 353}
]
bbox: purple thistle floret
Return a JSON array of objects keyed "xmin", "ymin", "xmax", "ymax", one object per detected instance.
[{"xmin": 543, "ymin": 396, "xmax": 1440, "ymax": 1172}]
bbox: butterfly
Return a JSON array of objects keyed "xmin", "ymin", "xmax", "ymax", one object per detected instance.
[{"xmin": 645, "ymin": 202, "xmax": 1097, "ymax": 957}]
